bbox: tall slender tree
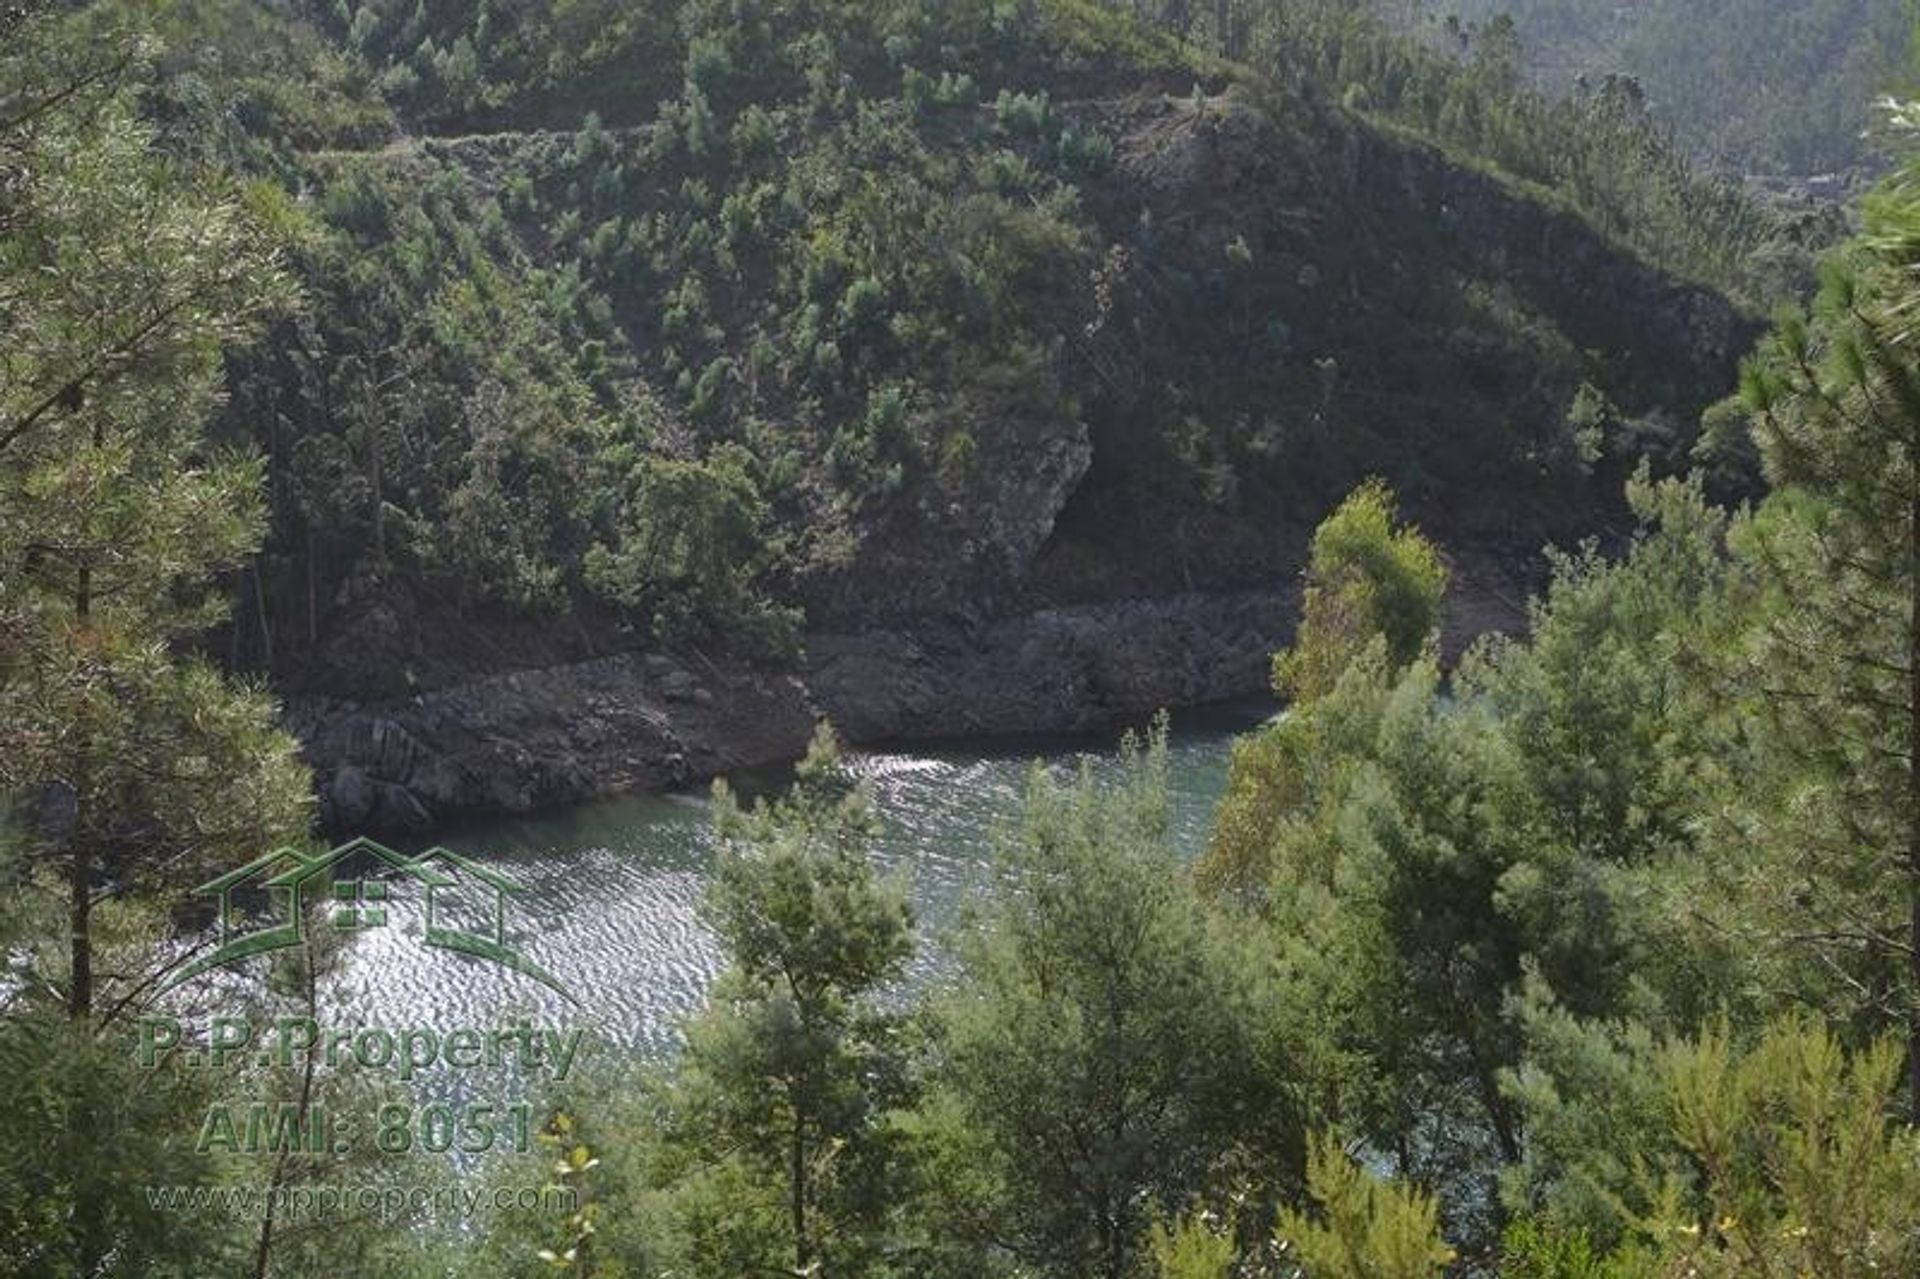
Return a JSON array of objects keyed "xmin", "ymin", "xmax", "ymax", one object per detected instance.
[
  {"xmin": 658, "ymin": 724, "xmax": 914, "ymax": 1276},
  {"xmin": 0, "ymin": 7, "xmax": 309, "ymax": 1021}
]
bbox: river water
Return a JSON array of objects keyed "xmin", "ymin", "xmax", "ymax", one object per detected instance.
[{"xmin": 325, "ymin": 701, "xmax": 1272, "ymax": 1057}]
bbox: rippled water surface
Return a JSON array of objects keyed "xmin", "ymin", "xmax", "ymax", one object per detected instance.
[{"xmin": 330, "ymin": 702, "xmax": 1271, "ymax": 1056}]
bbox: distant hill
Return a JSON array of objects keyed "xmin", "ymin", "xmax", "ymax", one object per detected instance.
[{"xmin": 1396, "ymin": 0, "xmax": 1912, "ymax": 176}]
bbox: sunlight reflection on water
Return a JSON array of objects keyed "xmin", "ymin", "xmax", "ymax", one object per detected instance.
[{"xmin": 328, "ymin": 702, "xmax": 1272, "ymax": 1057}]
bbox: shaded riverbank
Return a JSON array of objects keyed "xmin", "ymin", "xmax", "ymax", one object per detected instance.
[{"xmin": 287, "ymin": 589, "xmax": 1298, "ymax": 835}]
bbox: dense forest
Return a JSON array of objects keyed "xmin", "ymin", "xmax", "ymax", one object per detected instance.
[{"xmin": 5, "ymin": 0, "xmax": 1920, "ymax": 1276}]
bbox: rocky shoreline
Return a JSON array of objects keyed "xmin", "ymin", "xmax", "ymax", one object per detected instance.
[
  {"xmin": 286, "ymin": 559, "xmax": 1540, "ymax": 834},
  {"xmin": 288, "ymin": 588, "xmax": 1299, "ymax": 833}
]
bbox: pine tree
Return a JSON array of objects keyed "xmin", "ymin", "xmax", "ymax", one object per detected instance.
[
  {"xmin": 931, "ymin": 723, "xmax": 1299, "ymax": 1279},
  {"xmin": 0, "ymin": 10, "xmax": 310, "ymax": 1020},
  {"xmin": 1732, "ymin": 137, "xmax": 1920, "ymax": 1116},
  {"xmin": 1272, "ymin": 479, "xmax": 1448, "ymax": 705},
  {"xmin": 658, "ymin": 724, "xmax": 914, "ymax": 1276},
  {"xmin": 0, "ymin": 12, "xmax": 312, "ymax": 1273},
  {"xmin": 1275, "ymin": 1133, "xmax": 1455, "ymax": 1279}
]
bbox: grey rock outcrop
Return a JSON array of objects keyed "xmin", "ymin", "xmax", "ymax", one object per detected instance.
[
  {"xmin": 804, "ymin": 588, "xmax": 1296, "ymax": 741},
  {"xmin": 286, "ymin": 651, "xmax": 816, "ymax": 833},
  {"xmin": 285, "ymin": 549, "xmax": 1542, "ymax": 833}
]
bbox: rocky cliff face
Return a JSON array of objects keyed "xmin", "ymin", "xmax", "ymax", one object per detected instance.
[
  {"xmin": 805, "ymin": 588, "xmax": 1296, "ymax": 741},
  {"xmin": 1342, "ymin": 122, "xmax": 1753, "ymax": 409},
  {"xmin": 288, "ymin": 651, "xmax": 817, "ymax": 832}
]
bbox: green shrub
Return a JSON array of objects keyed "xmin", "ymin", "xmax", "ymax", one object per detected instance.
[
  {"xmin": 1054, "ymin": 123, "xmax": 1114, "ymax": 173},
  {"xmin": 994, "ymin": 87, "xmax": 1050, "ymax": 134}
]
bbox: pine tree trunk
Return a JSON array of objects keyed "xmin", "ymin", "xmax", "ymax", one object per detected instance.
[
  {"xmin": 253, "ymin": 559, "xmax": 273, "ymax": 671},
  {"xmin": 68, "ymin": 845, "xmax": 91, "ymax": 1020},
  {"xmin": 69, "ymin": 496, "xmax": 93, "ymax": 1022},
  {"xmin": 791, "ymin": 1110, "xmax": 810, "ymax": 1274},
  {"xmin": 1908, "ymin": 484, "xmax": 1919, "ymax": 1124},
  {"xmin": 254, "ymin": 947, "xmax": 319, "ymax": 1278}
]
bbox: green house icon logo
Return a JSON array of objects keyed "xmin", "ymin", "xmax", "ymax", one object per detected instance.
[{"xmin": 163, "ymin": 837, "xmax": 575, "ymax": 1002}]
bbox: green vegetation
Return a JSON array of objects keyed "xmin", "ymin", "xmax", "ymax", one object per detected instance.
[
  {"xmin": 1271, "ymin": 478, "xmax": 1447, "ymax": 701},
  {"xmin": 8, "ymin": 0, "xmax": 1920, "ymax": 1275},
  {"xmin": 1107, "ymin": 0, "xmax": 1816, "ymax": 299},
  {"xmin": 1179, "ymin": 107, "xmax": 1920, "ymax": 1267},
  {"xmin": 924, "ymin": 728, "xmax": 1298, "ymax": 1276},
  {"xmin": 1277, "ymin": 1135, "xmax": 1455, "ymax": 1278},
  {"xmin": 1, "ymin": 0, "xmax": 1803, "ymax": 692},
  {"xmin": 0, "ymin": 17, "xmax": 311, "ymax": 1267},
  {"xmin": 1389, "ymin": 0, "xmax": 1913, "ymax": 176},
  {"xmin": 0, "ymin": 8, "xmax": 312, "ymax": 1023},
  {"xmin": 658, "ymin": 724, "xmax": 914, "ymax": 1274}
]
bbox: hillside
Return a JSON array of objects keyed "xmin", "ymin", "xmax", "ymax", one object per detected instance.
[
  {"xmin": 18, "ymin": 2, "xmax": 1920, "ymax": 1272},
  {"xmin": 1393, "ymin": 0, "xmax": 1911, "ymax": 177},
  {"xmin": 108, "ymin": 0, "xmax": 1780, "ymax": 826}
]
